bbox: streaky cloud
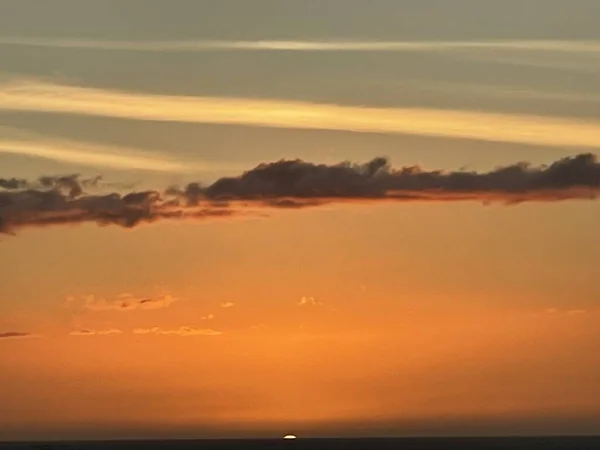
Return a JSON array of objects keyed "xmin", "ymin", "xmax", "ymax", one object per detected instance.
[
  {"xmin": 0, "ymin": 129, "xmax": 201, "ymax": 172},
  {"xmin": 1, "ymin": 37, "xmax": 599, "ymax": 53},
  {"xmin": 1, "ymin": 80, "xmax": 599, "ymax": 149},
  {"xmin": 1, "ymin": 153, "xmax": 599, "ymax": 235},
  {"xmin": 401, "ymin": 80, "xmax": 600, "ymax": 104},
  {"xmin": 450, "ymin": 50, "xmax": 600, "ymax": 73}
]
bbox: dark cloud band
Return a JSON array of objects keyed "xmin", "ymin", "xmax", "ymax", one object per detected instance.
[{"xmin": 1, "ymin": 154, "xmax": 599, "ymax": 234}]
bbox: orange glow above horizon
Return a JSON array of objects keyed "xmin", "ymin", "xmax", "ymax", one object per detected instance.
[{"xmin": 1, "ymin": 204, "xmax": 599, "ymax": 438}]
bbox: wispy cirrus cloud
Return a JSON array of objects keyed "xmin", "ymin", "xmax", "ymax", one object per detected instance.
[
  {"xmin": 133, "ymin": 327, "xmax": 222, "ymax": 337},
  {"xmin": 1, "ymin": 80, "xmax": 599, "ymax": 149},
  {"xmin": 400, "ymin": 80, "xmax": 600, "ymax": 104},
  {"xmin": 1, "ymin": 153, "xmax": 600, "ymax": 235},
  {"xmin": 0, "ymin": 128, "xmax": 205, "ymax": 173},
  {"xmin": 1, "ymin": 37, "xmax": 599, "ymax": 53}
]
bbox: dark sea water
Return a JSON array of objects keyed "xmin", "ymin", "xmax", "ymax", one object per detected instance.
[{"xmin": 2, "ymin": 437, "xmax": 600, "ymax": 450}]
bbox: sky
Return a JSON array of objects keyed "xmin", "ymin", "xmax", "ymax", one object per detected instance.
[{"xmin": 1, "ymin": 0, "xmax": 599, "ymax": 441}]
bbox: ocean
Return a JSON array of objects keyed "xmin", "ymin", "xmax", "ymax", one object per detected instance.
[{"xmin": 2, "ymin": 437, "xmax": 600, "ymax": 450}]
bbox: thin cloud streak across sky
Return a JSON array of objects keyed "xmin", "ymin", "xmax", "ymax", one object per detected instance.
[
  {"xmin": 1, "ymin": 37, "xmax": 600, "ymax": 53},
  {"xmin": 1, "ymin": 81, "xmax": 599, "ymax": 149},
  {"xmin": 0, "ymin": 139, "xmax": 189, "ymax": 172},
  {"xmin": 402, "ymin": 81, "xmax": 600, "ymax": 104},
  {"xmin": 0, "ymin": 128, "xmax": 221, "ymax": 173}
]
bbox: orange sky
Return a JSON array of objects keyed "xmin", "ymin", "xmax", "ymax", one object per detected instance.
[{"xmin": 2, "ymin": 203, "xmax": 599, "ymax": 439}]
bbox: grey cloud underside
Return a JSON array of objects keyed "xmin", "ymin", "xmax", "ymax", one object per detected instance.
[
  {"xmin": 0, "ymin": 178, "xmax": 28, "ymax": 190},
  {"xmin": 0, "ymin": 174, "xmax": 103, "ymax": 197},
  {"xmin": 1, "ymin": 154, "xmax": 599, "ymax": 234}
]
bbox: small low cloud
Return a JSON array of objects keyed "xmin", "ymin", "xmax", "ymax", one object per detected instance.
[
  {"xmin": 81, "ymin": 294, "xmax": 178, "ymax": 312},
  {"xmin": 133, "ymin": 326, "xmax": 222, "ymax": 336},
  {"xmin": 202, "ymin": 314, "xmax": 215, "ymax": 321},
  {"xmin": 220, "ymin": 302, "xmax": 235, "ymax": 308},
  {"xmin": 0, "ymin": 331, "xmax": 37, "ymax": 340},
  {"xmin": 298, "ymin": 296, "xmax": 323, "ymax": 307},
  {"xmin": 70, "ymin": 328, "xmax": 123, "ymax": 336}
]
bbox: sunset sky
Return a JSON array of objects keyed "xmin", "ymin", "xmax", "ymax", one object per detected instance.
[{"xmin": 1, "ymin": 0, "xmax": 599, "ymax": 441}]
